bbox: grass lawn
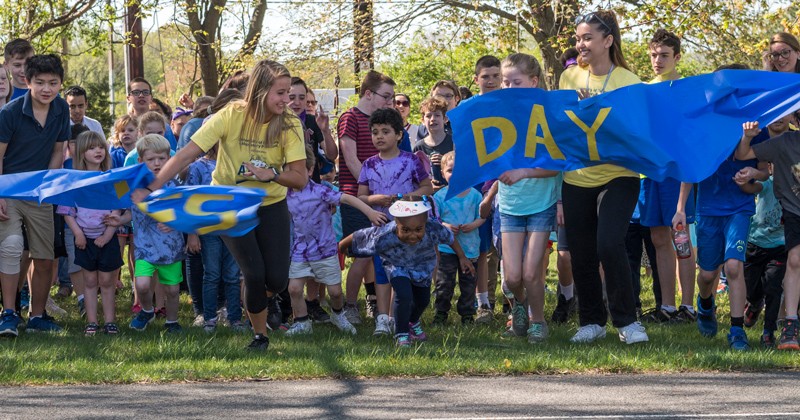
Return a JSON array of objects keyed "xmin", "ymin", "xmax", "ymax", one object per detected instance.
[{"xmin": 1, "ymin": 254, "xmax": 798, "ymax": 385}]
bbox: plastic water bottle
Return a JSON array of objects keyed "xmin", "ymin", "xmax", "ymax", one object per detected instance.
[{"xmin": 672, "ymin": 224, "xmax": 692, "ymax": 259}]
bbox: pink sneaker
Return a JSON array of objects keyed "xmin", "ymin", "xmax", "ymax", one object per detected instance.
[{"xmin": 409, "ymin": 322, "xmax": 427, "ymax": 342}]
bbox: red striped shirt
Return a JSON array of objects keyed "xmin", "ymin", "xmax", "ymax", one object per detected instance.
[{"xmin": 337, "ymin": 107, "xmax": 377, "ymax": 196}]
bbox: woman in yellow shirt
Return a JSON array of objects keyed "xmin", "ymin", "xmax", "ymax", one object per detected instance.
[
  {"xmin": 132, "ymin": 60, "xmax": 308, "ymax": 351},
  {"xmin": 558, "ymin": 10, "xmax": 648, "ymax": 345}
]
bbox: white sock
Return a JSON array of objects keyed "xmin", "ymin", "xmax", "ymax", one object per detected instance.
[
  {"xmin": 560, "ymin": 283, "xmax": 574, "ymax": 300},
  {"xmin": 477, "ymin": 292, "xmax": 490, "ymax": 306},
  {"xmin": 661, "ymin": 305, "xmax": 677, "ymax": 313}
]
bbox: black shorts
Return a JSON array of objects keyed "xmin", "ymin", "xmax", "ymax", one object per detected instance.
[
  {"xmin": 74, "ymin": 236, "xmax": 124, "ymax": 272},
  {"xmin": 341, "ymin": 202, "xmax": 372, "ymax": 238},
  {"xmin": 783, "ymin": 210, "xmax": 800, "ymax": 252}
]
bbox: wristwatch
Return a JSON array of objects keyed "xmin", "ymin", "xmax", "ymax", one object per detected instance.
[{"xmin": 269, "ymin": 167, "xmax": 280, "ymax": 182}]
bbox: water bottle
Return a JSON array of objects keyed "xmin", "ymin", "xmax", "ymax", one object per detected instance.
[{"xmin": 672, "ymin": 223, "xmax": 692, "ymax": 259}]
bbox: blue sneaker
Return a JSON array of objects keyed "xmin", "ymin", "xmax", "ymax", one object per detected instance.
[
  {"xmin": 727, "ymin": 326, "xmax": 750, "ymax": 351},
  {"xmin": 696, "ymin": 295, "xmax": 718, "ymax": 338},
  {"xmin": 26, "ymin": 315, "xmax": 63, "ymax": 332},
  {"xmin": 0, "ymin": 310, "xmax": 21, "ymax": 338},
  {"xmin": 129, "ymin": 310, "xmax": 155, "ymax": 331},
  {"xmin": 19, "ymin": 287, "xmax": 30, "ymax": 311}
]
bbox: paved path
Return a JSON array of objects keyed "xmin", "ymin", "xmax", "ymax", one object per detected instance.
[{"xmin": 5, "ymin": 372, "xmax": 800, "ymax": 419}]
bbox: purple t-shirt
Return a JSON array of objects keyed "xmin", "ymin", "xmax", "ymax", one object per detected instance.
[
  {"xmin": 56, "ymin": 206, "xmax": 112, "ymax": 239},
  {"xmin": 287, "ymin": 181, "xmax": 343, "ymax": 262},
  {"xmin": 358, "ymin": 151, "xmax": 429, "ymax": 216}
]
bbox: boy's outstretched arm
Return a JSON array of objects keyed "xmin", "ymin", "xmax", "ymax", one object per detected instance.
[
  {"xmin": 340, "ymin": 194, "xmax": 388, "ymax": 226},
  {"xmin": 735, "ymin": 121, "xmax": 761, "ymax": 161}
]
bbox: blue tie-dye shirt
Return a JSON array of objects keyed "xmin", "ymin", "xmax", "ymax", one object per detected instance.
[
  {"xmin": 350, "ymin": 219, "xmax": 454, "ymax": 286},
  {"xmin": 132, "ymin": 179, "xmax": 186, "ymax": 265}
]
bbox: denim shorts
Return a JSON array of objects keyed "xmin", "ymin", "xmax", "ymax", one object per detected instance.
[{"xmin": 499, "ymin": 202, "xmax": 557, "ymax": 233}]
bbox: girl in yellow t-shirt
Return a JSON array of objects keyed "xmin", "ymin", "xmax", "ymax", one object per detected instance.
[
  {"xmin": 558, "ymin": 10, "xmax": 647, "ymax": 345},
  {"xmin": 132, "ymin": 60, "xmax": 308, "ymax": 351}
]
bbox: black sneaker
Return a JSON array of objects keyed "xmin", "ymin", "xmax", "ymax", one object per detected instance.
[
  {"xmin": 551, "ymin": 295, "xmax": 575, "ymax": 324},
  {"xmin": 307, "ymin": 299, "xmax": 331, "ymax": 323},
  {"xmin": 461, "ymin": 315, "xmax": 474, "ymax": 325},
  {"xmin": 365, "ymin": 295, "xmax": 378, "ymax": 319},
  {"xmin": 674, "ymin": 305, "xmax": 697, "ymax": 323},
  {"xmin": 432, "ymin": 311, "xmax": 448, "ymax": 326},
  {"xmin": 266, "ymin": 296, "xmax": 282, "ymax": 331},
  {"xmin": 777, "ymin": 319, "xmax": 800, "ymax": 351},
  {"xmin": 761, "ymin": 330, "xmax": 776, "ymax": 348},
  {"xmin": 641, "ymin": 308, "xmax": 677, "ymax": 324},
  {"xmin": 248, "ymin": 334, "xmax": 270, "ymax": 351},
  {"xmin": 164, "ymin": 322, "xmax": 183, "ymax": 334}
]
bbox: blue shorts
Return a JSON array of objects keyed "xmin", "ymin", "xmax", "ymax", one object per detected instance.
[
  {"xmin": 373, "ymin": 255, "xmax": 389, "ymax": 285},
  {"xmin": 695, "ymin": 213, "xmax": 751, "ymax": 271},
  {"xmin": 499, "ymin": 202, "xmax": 557, "ymax": 233},
  {"xmin": 641, "ymin": 178, "xmax": 695, "ymax": 227}
]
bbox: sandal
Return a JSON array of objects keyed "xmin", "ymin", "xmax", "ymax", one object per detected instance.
[
  {"xmin": 84, "ymin": 322, "xmax": 99, "ymax": 336},
  {"xmin": 103, "ymin": 323, "xmax": 120, "ymax": 335}
]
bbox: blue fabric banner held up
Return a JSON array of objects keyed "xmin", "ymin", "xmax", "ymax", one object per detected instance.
[{"xmin": 445, "ymin": 70, "xmax": 800, "ymax": 198}]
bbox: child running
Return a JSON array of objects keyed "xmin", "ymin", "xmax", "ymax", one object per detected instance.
[
  {"xmin": 57, "ymin": 131, "xmax": 124, "ymax": 336},
  {"xmin": 339, "ymin": 196, "xmax": 475, "ymax": 347},
  {"xmin": 285, "ymin": 144, "xmax": 387, "ymax": 336}
]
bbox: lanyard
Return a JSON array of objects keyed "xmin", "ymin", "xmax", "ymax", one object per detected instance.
[{"xmin": 586, "ymin": 64, "xmax": 615, "ymax": 94}]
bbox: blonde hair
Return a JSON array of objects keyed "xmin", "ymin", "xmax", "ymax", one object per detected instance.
[
  {"xmin": 502, "ymin": 53, "xmax": 545, "ymax": 89},
  {"xmin": 112, "ymin": 115, "xmax": 137, "ymax": 148},
  {"xmin": 137, "ymin": 111, "xmax": 167, "ymax": 135},
  {"xmin": 240, "ymin": 60, "xmax": 300, "ymax": 148},
  {"xmin": 136, "ymin": 134, "xmax": 171, "ymax": 157},
  {"xmin": 441, "ymin": 151, "xmax": 455, "ymax": 168},
  {"xmin": 74, "ymin": 131, "xmax": 111, "ymax": 171}
]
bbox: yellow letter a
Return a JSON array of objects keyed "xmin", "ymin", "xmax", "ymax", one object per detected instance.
[
  {"xmin": 472, "ymin": 117, "xmax": 516, "ymax": 166},
  {"xmin": 525, "ymin": 104, "xmax": 564, "ymax": 160}
]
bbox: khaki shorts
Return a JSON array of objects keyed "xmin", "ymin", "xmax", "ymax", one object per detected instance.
[
  {"xmin": 289, "ymin": 255, "xmax": 342, "ymax": 285},
  {"xmin": 0, "ymin": 200, "xmax": 54, "ymax": 269}
]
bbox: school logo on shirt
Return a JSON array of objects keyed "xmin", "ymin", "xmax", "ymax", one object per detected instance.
[{"xmin": 238, "ymin": 157, "xmax": 268, "ymax": 177}]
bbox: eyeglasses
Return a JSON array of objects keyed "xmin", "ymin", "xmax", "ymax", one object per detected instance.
[
  {"xmin": 372, "ymin": 91, "xmax": 394, "ymax": 102},
  {"xmin": 395, "ymin": 100, "xmax": 410, "ymax": 107},
  {"xmin": 307, "ymin": 100, "xmax": 318, "ymax": 106},
  {"xmin": 768, "ymin": 49, "xmax": 794, "ymax": 61},
  {"xmin": 575, "ymin": 12, "xmax": 612, "ymax": 34},
  {"xmin": 129, "ymin": 89, "xmax": 151, "ymax": 97}
]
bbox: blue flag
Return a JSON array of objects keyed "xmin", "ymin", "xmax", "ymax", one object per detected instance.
[
  {"xmin": 446, "ymin": 70, "xmax": 800, "ymax": 198},
  {"xmin": 137, "ymin": 185, "xmax": 266, "ymax": 237}
]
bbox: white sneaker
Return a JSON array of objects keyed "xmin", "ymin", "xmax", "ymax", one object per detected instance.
[
  {"xmin": 618, "ymin": 321, "xmax": 649, "ymax": 344},
  {"xmin": 570, "ymin": 324, "xmax": 606, "ymax": 343},
  {"xmin": 373, "ymin": 314, "xmax": 391, "ymax": 336},
  {"xmin": 285, "ymin": 319, "xmax": 312, "ymax": 336},
  {"xmin": 331, "ymin": 310, "xmax": 357, "ymax": 335},
  {"xmin": 192, "ymin": 314, "xmax": 205, "ymax": 327},
  {"xmin": 46, "ymin": 297, "xmax": 67, "ymax": 318}
]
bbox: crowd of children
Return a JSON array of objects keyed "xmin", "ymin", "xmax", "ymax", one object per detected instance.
[{"xmin": 0, "ymin": 14, "xmax": 800, "ymax": 352}]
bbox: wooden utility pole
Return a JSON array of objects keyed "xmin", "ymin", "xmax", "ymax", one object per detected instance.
[
  {"xmin": 124, "ymin": 0, "xmax": 144, "ymax": 86},
  {"xmin": 353, "ymin": 0, "xmax": 374, "ymax": 91}
]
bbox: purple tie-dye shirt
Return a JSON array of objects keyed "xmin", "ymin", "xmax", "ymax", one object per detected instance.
[
  {"xmin": 287, "ymin": 180, "xmax": 343, "ymax": 262},
  {"xmin": 357, "ymin": 151, "xmax": 430, "ymax": 217}
]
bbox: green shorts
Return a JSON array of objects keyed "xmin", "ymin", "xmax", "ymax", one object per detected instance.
[{"xmin": 135, "ymin": 260, "xmax": 183, "ymax": 285}]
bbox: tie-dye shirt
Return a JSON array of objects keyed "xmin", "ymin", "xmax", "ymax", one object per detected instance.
[
  {"xmin": 357, "ymin": 151, "xmax": 430, "ymax": 217},
  {"xmin": 132, "ymin": 179, "xmax": 186, "ymax": 265},
  {"xmin": 433, "ymin": 186, "xmax": 482, "ymax": 258},
  {"xmin": 287, "ymin": 180, "xmax": 343, "ymax": 262},
  {"xmin": 350, "ymin": 219, "xmax": 453, "ymax": 286}
]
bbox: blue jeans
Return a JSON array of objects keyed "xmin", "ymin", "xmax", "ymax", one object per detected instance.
[{"xmin": 201, "ymin": 235, "xmax": 242, "ymax": 322}]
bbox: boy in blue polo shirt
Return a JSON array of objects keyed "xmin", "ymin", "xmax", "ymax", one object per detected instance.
[{"xmin": 0, "ymin": 54, "xmax": 71, "ymax": 337}]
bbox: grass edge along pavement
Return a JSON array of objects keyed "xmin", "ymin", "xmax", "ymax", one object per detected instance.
[{"xmin": 1, "ymin": 257, "xmax": 799, "ymax": 385}]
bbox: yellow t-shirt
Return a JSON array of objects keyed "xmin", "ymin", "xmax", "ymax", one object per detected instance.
[
  {"xmin": 558, "ymin": 65, "xmax": 641, "ymax": 187},
  {"xmin": 191, "ymin": 103, "xmax": 307, "ymax": 206}
]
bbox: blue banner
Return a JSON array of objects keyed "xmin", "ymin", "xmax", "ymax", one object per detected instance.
[
  {"xmin": 446, "ymin": 70, "xmax": 800, "ymax": 198},
  {"xmin": 136, "ymin": 185, "xmax": 266, "ymax": 237}
]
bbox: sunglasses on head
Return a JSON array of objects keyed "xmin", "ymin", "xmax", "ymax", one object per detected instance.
[
  {"xmin": 575, "ymin": 12, "xmax": 612, "ymax": 34},
  {"xmin": 395, "ymin": 100, "xmax": 410, "ymax": 107}
]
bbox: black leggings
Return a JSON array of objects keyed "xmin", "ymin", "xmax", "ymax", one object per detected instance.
[
  {"xmin": 223, "ymin": 200, "xmax": 291, "ymax": 314},
  {"xmin": 562, "ymin": 177, "xmax": 639, "ymax": 328}
]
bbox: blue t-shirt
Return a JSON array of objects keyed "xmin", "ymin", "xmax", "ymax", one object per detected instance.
[
  {"xmin": 696, "ymin": 132, "xmax": 766, "ymax": 217},
  {"xmin": 185, "ymin": 157, "xmax": 215, "ymax": 187},
  {"xmin": 109, "ymin": 146, "xmax": 129, "ymax": 169},
  {"xmin": 433, "ymin": 186, "xmax": 482, "ymax": 258},
  {"xmin": 350, "ymin": 219, "xmax": 454, "ymax": 286},
  {"xmin": 177, "ymin": 117, "xmax": 204, "ymax": 151},
  {"xmin": 164, "ymin": 124, "xmax": 178, "ymax": 151},
  {"xmin": 749, "ymin": 178, "xmax": 784, "ymax": 249},
  {"xmin": 498, "ymin": 172, "xmax": 561, "ymax": 216},
  {"xmin": 132, "ymin": 179, "xmax": 186, "ymax": 265},
  {"xmin": 10, "ymin": 88, "xmax": 28, "ymax": 101}
]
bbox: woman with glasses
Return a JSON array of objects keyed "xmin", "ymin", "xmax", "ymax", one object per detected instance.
[
  {"xmin": 763, "ymin": 32, "xmax": 800, "ymax": 74},
  {"xmin": 558, "ymin": 9, "xmax": 649, "ymax": 345},
  {"xmin": 394, "ymin": 93, "xmax": 419, "ymax": 146}
]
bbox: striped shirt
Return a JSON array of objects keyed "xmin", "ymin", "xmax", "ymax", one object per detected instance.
[{"xmin": 337, "ymin": 107, "xmax": 377, "ymax": 196}]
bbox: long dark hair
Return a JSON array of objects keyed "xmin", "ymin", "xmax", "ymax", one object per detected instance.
[{"xmin": 577, "ymin": 10, "xmax": 631, "ymax": 71}]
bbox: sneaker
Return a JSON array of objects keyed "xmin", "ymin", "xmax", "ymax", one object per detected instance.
[
  {"xmin": 618, "ymin": 321, "xmax": 649, "ymax": 344},
  {"xmin": 307, "ymin": 300, "xmax": 331, "ymax": 323},
  {"xmin": 409, "ymin": 322, "xmax": 427, "ymax": 342},
  {"xmin": 551, "ymin": 295, "xmax": 575, "ymax": 324},
  {"xmin": 56, "ymin": 285, "xmax": 73, "ymax": 299},
  {"xmin": 129, "ymin": 310, "xmax": 155, "ymax": 331},
  {"xmin": 570, "ymin": 324, "xmax": 606, "ymax": 343},
  {"xmin": 727, "ymin": 326, "xmax": 750, "ymax": 351},
  {"xmin": 461, "ymin": 315, "xmax": 474, "ymax": 325},
  {"xmin": 343, "ymin": 303, "xmax": 362, "ymax": 325},
  {"xmin": 27, "ymin": 315, "xmax": 63, "ymax": 332},
  {"xmin": 760, "ymin": 330, "xmax": 776, "ymax": 348},
  {"xmin": 696, "ymin": 296, "xmax": 718, "ymax": 338},
  {"xmin": 744, "ymin": 301, "xmax": 762, "ymax": 328},
  {"xmin": 248, "ymin": 334, "xmax": 270, "ymax": 351},
  {"xmin": 432, "ymin": 311, "xmax": 448, "ymax": 326},
  {"xmin": 203, "ymin": 317, "xmax": 218, "ymax": 333},
  {"xmin": 78, "ymin": 298, "xmax": 87, "ymax": 318},
  {"xmin": 527, "ymin": 322, "xmax": 549, "ymax": 344},
  {"xmin": 192, "ymin": 314, "xmax": 205, "ymax": 327},
  {"xmin": 164, "ymin": 322, "xmax": 183, "ymax": 334},
  {"xmin": 777, "ymin": 319, "xmax": 800, "ymax": 351},
  {"xmin": 641, "ymin": 307, "xmax": 677, "ymax": 324},
  {"xmin": 155, "ymin": 307, "xmax": 167, "ymax": 319},
  {"xmin": 395, "ymin": 333, "xmax": 411, "ymax": 348},
  {"xmin": 475, "ymin": 304, "xmax": 493, "ymax": 324},
  {"xmin": 373, "ymin": 314, "xmax": 391, "ymax": 336},
  {"xmin": 331, "ymin": 311, "xmax": 357, "ymax": 335},
  {"xmin": 510, "ymin": 301, "xmax": 529, "ymax": 337},
  {"xmin": 229, "ymin": 320, "xmax": 248, "ymax": 332},
  {"xmin": 19, "ymin": 287, "xmax": 30, "ymax": 312},
  {"xmin": 285, "ymin": 319, "xmax": 313, "ymax": 336},
  {"xmin": 217, "ymin": 308, "xmax": 229, "ymax": 327},
  {"xmin": 103, "ymin": 323, "xmax": 120, "ymax": 335},
  {"xmin": 0, "ymin": 310, "xmax": 21, "ymax": 338},
  {"xmin": 266, "ymin": 296, "xmax": 282, "ymax": 331},
  {"xmin": 84, "ymin": 322, "xmax": 99, "ymax": 336},
  {"xmin": 365, "ymin": 295, "xmax": 378, "ymax": 319},
  {"xmin": 674, "ymin": 305, "xmax": 697, "ymax": 323}
]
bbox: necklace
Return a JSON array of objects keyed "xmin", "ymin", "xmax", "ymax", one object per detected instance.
[{"xmin": 585, "ymin": 63, "xmax": 615, "ymax": 94}]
